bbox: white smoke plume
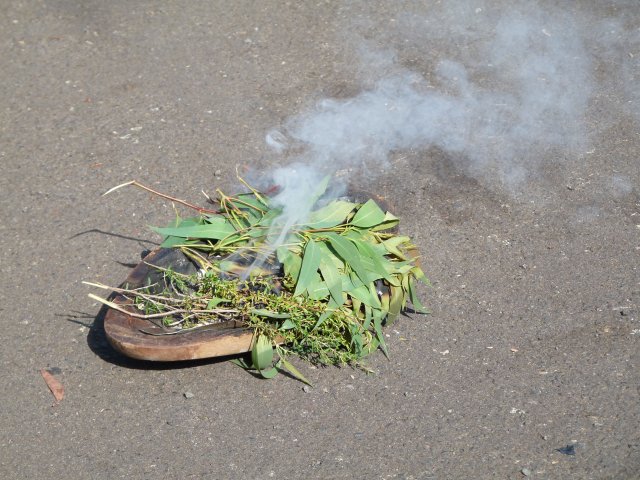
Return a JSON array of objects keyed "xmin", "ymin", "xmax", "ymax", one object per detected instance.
[
  {"xmin": 264, "ymin": 2, "xmax": 638, "ymax": 195},
  {"xmin": 245, "ymin": 1, "xmax": 639, "ymax": 266}
]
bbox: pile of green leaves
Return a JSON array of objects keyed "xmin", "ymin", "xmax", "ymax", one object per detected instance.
[{"xmin": 105, "ymin": 179, "xmax": 428, "ymax": 381}]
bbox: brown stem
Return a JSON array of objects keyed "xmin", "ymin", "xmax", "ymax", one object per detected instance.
[{"xmin": 104, "ymin": 180, "xmax": 219, "ymax": 214}]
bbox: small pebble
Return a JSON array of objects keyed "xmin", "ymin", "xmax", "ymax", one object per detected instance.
[
  {"xmin": 556, "ymin": 444, "xmax": 576, "ymax": 456},
  {"xmin": 184, "ymin": 391, "xmax": 194, "ymax": 399},
  {"xmin": 214, "ymin": 169, "xmax": 222, "ymax": 177},
  {"xmin": 302, "ymin": 385, "xmax": 310, "ymax": 393},
  {"xmin": 521, "ymin": 467, "xmax": 531, "ymax": 476}
]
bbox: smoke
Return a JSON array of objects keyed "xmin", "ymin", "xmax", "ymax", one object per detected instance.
[
  {"xmin": 268, "ymin": 6, "xmax": 603, "ymax": 190},
  {"xmin": 250, "ymin": 2, "xmax": 639, "ymax": 261}
]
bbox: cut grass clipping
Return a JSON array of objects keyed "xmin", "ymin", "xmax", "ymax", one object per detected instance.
[{"xmin": 89, "ymin": 178, "xmax": 428, "ymax": 383}]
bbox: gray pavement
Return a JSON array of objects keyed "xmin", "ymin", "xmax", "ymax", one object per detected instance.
[{"xmin": 1, "ymin": 1, "xmax": 639, "ymax": 478}]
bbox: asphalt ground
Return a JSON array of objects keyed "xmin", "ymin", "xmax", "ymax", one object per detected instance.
[{"xmin": 1, "ymin": 1, "xmax": 638, "ymax": 479}]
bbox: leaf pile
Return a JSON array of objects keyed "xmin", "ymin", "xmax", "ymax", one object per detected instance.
[{"xmin": 90, "ymin": 179, "xmax": 428, "ymax": 381}]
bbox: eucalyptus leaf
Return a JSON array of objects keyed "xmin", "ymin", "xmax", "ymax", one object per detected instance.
[
  {"xmin": 312, "ymin": 309, "xmax": 333, "ymax": 330},
  {"xmin": 308, "ymin": 175, "xmax": 331, "ymax": 206},
  {"xmin": 373, "ymin": 310, "xmax": 388, "ymax": 357},
  {"xmin": 160, "ymin": 236, "xmax": 192, "ymax": 248},
  {"xmin": 251, "ymin": 334, "xmax": 274, "ymax": 371},
  {"xmin": 407, "ymin": 277, "xmax": 429, "ymax": 314},
  {"xmin": 279, "ymin": 357, "xmax": 313, "ymax": 386},
  {"xmin": 230, "ymin": 357, "xmax": 251, "ymax": 369},
  {"xmin": 325, "ymin": 233, "xmax": 372, "ymax": 285},
  {"xmin": 363, "ymin": 303, "xmax": 372, "ymax": 331},
  {"xmin": 350, "ymin": 238, "xmax": 394, "ymax": 283},
  {"xmin": 370, "ymin": 212, "xmax": 400, "ymax": 232},
  {"xmin": 206, "ymin": 297, "xmax": 228, "ymax": 309},
  {"xmin": 294, "ymin": 239, "xmax": 322, "ymax": 296},
  {"xmin": 386, "ymin": 285, "xmax": 404, "ymax": 325},
  {"xmin": 382, "ymin": 235, "xmax": 411, "ymax": 259},
  {"xmin": 319, "ymin": 257, "xmax": 344, "ymax": 307},
  {"xmin": 306, "ymin": 273, "xmax": 330, "ymax": 300},
  {"xmin": 234, "ymin": 192, "xmax": 269, "ymax": 211},
  {"xmin": 251, "ymin": 309, "xmax": 292, "ymax": 319},
  {"xmin": 277, "ymin": 246, "xmax": 302, "ymax": 283},
  {"xmin": 315, "ymin": 240, "xmax": 344, "ymax": 270},
  {"xmin": 349, "ymin": 283, "xmax": 381, "ymax": 309},
  {"xmin": 154, "ymin": 217, "xmax": 236, "ymax": 240},
  {"xmin": 305, "ymin": 200, "xmax": 356, "ymax": 228},
  {"xmin": 351, "ymin": 199, "xmax": 386, "ymax": 228},
  {"xmin": 258, "ymin": 367, "xmax": 279, "ymax": 379},
  {"xmin": 279, "ymin": 319, "xmax": 296, "ymax": 330}
]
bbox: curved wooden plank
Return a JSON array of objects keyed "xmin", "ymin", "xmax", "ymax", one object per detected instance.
[{"xmin": 104, "ymin": 249, "xmax": 255, "ymax": 361}]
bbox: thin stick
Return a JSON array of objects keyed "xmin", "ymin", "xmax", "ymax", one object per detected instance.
[
  {"xmin": 83, "ymin": 281, "xmax": 184, "ymax": 304},
  {"xmin": 88, "ymin": 294, "xmax": 238, "ymax": 319},
  {"xmin": 103, "ymin": 180, "xmax": 219, "ymax": 214}
]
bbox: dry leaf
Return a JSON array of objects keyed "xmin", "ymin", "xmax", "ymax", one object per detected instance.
[{"xmin": 41, "ymin": 369, "xmax": 64, "ymax": 403}]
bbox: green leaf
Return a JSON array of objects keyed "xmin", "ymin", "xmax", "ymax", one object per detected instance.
[
  {"xmin": 251, "ymin": 334, "xmax": 274, "ymax": 371},
  {"xmin": 279, "ymin": 319, "xmax": 296, "ymax": 330},
  {"xmin": 369, "ymin": 282, "xmax": 383, "ymax": 309},
  {"xmin": 172, "ymin": 216, "xmax": 203, "ymax": 228},
  {"xmin": 294, "ymin": 239, "xmax": 321, "ymax": 296},
  {"xmin": 256, "ymin": 207, "xmax": 282, "ymax": 228},
  {"xmin": 313, "ymin": 309, "xmax": 333, "ymax": 330},
  {"xmin": 306, "ymin": 273, "xmax": 330, "ymax": 300},
  {"xmin": 153, "ymin": 216, "xmax": 236, "ymax": 240},
  {"xmin": 407, "ymin": 277, "xmax": 429, "ymax": 314},
  {"xmin": 386, "ymin": 285, "xmax": 404, "ymax": 326},
  {"xmin": 370, "ymin": 212, "xmax": 400, "ymax": 232},
  {"xmin": 319, "ymin": 257, "xmax": 344, "ymax": 307},
  {"xmin": 258, "ymin": 367, "xmax": 279, "ymax": 379},
  {"xmin": 277, "ymin": 246, "xmax": 302, "ymax": 284},
  {"xmin": 315, "ymin": 240, "xmax": 344, "ymax": 270},
  {"xmin": 325, "ymin": 233, "xmax": 371, "ymax": 286},
  {"xmin": 206, "ymin": 297, "xmax": 229, "ymax": 309},
  {"xmin": 380, "ymin": 284, "xmax": 390, "ymax": 313},
  {"xmin": 308, "ymin": 175, "xmax": 331, "ymax": 206},
  {"xmin": 351, "ymin": 199, "xmax": 386, "ymax": 228},
  {"xmin": 373, "ymin": 309, "xmax": 388, "ymax": 357},
  {"xmin": 250, "ymin": 309, "xmax": 292, "ymax": 319},
  {"xmin": 305, "ymin": 201, "xmax": 356, "ymax": 228},
  {"xmin": 234, "ymin": 192, "xmax": 269, "ymax": 211},
  {"xmin": 279, "ymin": 357, "xmax": 313, "ymax": 386},
  {"xmin": 346, "ymin": 271, "xmax": 364, "ymax": 290},
  {"xmin": 230, "ymin": 357, "xmax": 251, "ymax": 369},
  {"xmin": 411, "ymin": 266, "xmax": 430, "ymax": 286},
  {"xmin": 352, "ymin": 298, "xmax": 363, "ymax": 317},
  {"xmin": 350, "ymin": 324, "xmax": 364, "ymax": 355},
  {"xmin": 363, "ymin": 303, "xmax": 372, "ymax": 330},
  {"xmin": 362, "ymin": 336, "xmax": 380, "ymax": 356},
  {"xmin": 243, "ymin": 209, "xmax": 262, "ymax": 226},
  {"xmin": 157, "ymin": 216, "xmax": 205, "ymax": 246},
  {"xmin": 348, "ymin": 283, "xmax": 381, "ymax": 309},
  {"xmin": 350, "ymin": 238, "xmax": 394, "ymax": 283},
  {"xmin": 160, "ymin": 236, "xmax": 193, "ymax": 248},
  {"xmin": 382, "ymin": 235, "xmax": 411, "ymax": 259},
  {"xmin": 216, "ymin": 231, "xmax": 250, "ymax": 248}
]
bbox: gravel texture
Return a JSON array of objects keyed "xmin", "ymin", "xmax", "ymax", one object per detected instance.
[{"xmin": 1, "ymin": 1, "xmax": 638, "ymax": 479}]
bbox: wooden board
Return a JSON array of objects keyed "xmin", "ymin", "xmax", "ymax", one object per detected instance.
[{"xmin": 104, "ymin": 249, "xmax": 255, "ymax": 361}]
